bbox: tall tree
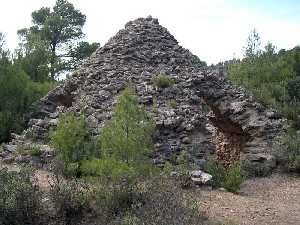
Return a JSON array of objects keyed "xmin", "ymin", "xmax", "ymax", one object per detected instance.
[
  {"xmin": 243, "ymin": 29, "xmax": 261, "ymax": 59},
  {"xmin": 18, "ymin": 0, "xmax": 99, "ymax": 79},
  {"xmin": 0, "ymin": 34, "xmax": 55, "ymax": 142}
]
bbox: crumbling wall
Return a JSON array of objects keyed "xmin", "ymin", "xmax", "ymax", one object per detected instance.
[{"xmin": 192, "ymin": 73, "xmax": 283, "ymax": 172}]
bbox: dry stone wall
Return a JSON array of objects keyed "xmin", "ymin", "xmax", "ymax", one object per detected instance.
[{"xmin": 1, "ymin": 16, "xmax": 284, "ymax": 173}]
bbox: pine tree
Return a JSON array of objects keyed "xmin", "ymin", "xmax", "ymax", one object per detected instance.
[{"xmin": 100, "ymin": 87, "xmax": 157, "ymax": 164}]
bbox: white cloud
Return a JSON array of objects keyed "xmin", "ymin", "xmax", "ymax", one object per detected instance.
[{"xmin": 0, "ymin": 0, "xmax": 299, "ymax": 64}]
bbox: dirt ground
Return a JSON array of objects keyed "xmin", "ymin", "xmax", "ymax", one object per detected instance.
[
  {"xmin": 1, "ymin": 163, "xmax": 299, "ymax": 225},
  {"xmin": 197, "ymin": 173, "xmax": 300, "ymax": 225}
]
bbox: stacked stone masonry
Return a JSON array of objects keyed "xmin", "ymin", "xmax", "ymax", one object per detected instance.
[{"xmin": 1, "ymin": 16, "xmax": 284, "ymax": 173}]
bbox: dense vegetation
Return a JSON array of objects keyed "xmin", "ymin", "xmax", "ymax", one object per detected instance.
[
  {"xmin": 0, "ymin": 0, "xmax": 99, "ymax": 143},
  {"xmin": 228, "ymin": 29, "xmax": 300, "ymax": 173},
  {"xmin": 229, "ymin": 30, "xmax": 300, "ymax": 122}
]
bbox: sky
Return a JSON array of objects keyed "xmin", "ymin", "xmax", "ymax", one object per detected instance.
[{"xmin": 0, "ymin": 0, "xmax": 299, "ymax": 64}]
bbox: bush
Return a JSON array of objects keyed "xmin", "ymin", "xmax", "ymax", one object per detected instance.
[
  {"xmin": 81, "ymin": 157, "xmax": 159, "ymax": 183},
  {"xmin": 50, "ymin": 112, "xmax": 97, "ymax": 175},
  {"xmin": 151, "ymin": 74, "xmax": 175, "ymax": 88},
  {"xmin": 94, "ymin": 182, "xmax": 141, "ymax": 220},
  {"xmin": 93, "ymin": 177, "xmax": 209, "ymax": 225},
  {"xmin": 126, "ymin": 177, "xmax": 208, "ymax": 225},
  {"xmin": 0, "ymin": 58, "xmax": 55, "ymax": 143},
  {"xmin": 241, "ymin": 159, "xmax": 272, "ymax": 177},
  {"xmin": 29, "ymin": 147, "xmax": 43, "ymax": 157},
  {"xmin": 275, "ymin": 129, "xmax": 300, "ymax": 173},
  {"xmin": 287, "ymin": 76, "xmax": 300, "ymax": 100},
  {"xmin": 49, "ymin": 179, "xmax": 92, "ymax": 225},
  {"xmin": 0, "ymin": 168, "xmax": 43, "ymax": 225},
  {"xmin": 203, "ymin": 158, "xmax": 226, "ymax": 188},
  {"xmin": 222, "ymin": 163, "xmax": 245, "ymax": 193},
  {"xmin": 81, "ymin": 157, "xmax": 137, "ymax": 182},
  {"xmin": 204, "ymin": 159, "xmax": 244, "ymax": 192}
]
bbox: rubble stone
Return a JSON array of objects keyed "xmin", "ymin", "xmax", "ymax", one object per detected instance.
[{"xmin": 1, "ymin": 17, "xmax": 283, "ymax": 173}]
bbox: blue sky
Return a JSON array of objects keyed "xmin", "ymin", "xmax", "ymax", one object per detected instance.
[{"xmin": 0, "ymin": 0, "xmax": 299, "ymax": 64}]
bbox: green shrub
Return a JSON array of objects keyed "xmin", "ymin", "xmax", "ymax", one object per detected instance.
[
  {"xmin": 29, "ymin": 147, "xmax": 42, "ymax": 157},
  {"xmin": 81, "ymin": 157, "xmax": 158, "ymax": 182},
  {"xmin": 222, "ymin": 163, "xmax": 245, "ymax": 193},
  {"xmin": 127, "ymin": 177, "xmax": 208, "ymax": 225},
  {"xmin": 162, "ymin": 161, "xmax": 175, "ymax": 176},
  {"xmin": 50, "ymin": 112, "xmax": 96, "ymax": 165},
  {"xmin": 151, "ymin": 74, "xmax": 175, "ymax": 89},
  {"xmin": 275, "ymin": 129, "xmax": 300, "ymax": 173},
  {"xmin": 0, "ymin": 168, "xmax": 42, "ymax": 225},
  {"xmin": 204, "ymin": 159, "xmax": 244, "ymax": 192},
  {"xmin": 81, "ymin": 157, "xmax": 136, "ymax": 182},
  {"xmin": 95, "ymin": 182, "xmax": 140, "ymax": 218},
  {"xmin": 287, "ymin": 76, "xmax": 300, "ymax": 100},
  {"xmin": 203, "ymin": 158, "xmax": 226, "ymax": 188},
  {"xmin": 241, "ymin": 159, "xmax": 272, "ymax": 177}
]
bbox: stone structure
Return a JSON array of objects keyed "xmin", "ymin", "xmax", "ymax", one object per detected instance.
[{"xmin": 0, "ymin": 16, "xmax": 284, "ymax": 173}]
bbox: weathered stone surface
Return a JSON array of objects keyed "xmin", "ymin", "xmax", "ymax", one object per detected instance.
[
  {"xmin": 190, "ymin": 170, "xmax": 212, "ymax": 185},
  {"xmin": 2, "ymin": 16, "xmax": 284, "ymax": 173},
  {"xmin": 192, "ymin": 74, "xmax": 284, "ymax": 170}
]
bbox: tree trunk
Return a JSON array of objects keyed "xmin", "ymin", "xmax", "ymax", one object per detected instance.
[{"xmin": 50, "ymin": 44, "xmax": 56, "ymax": 79}]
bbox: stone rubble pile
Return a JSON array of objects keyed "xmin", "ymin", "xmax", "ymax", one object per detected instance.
[{"xmin": 0, "ymin": 16, "xmax": 284, "ymax": 173}]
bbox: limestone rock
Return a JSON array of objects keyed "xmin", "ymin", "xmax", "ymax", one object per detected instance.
[{"xmin": 190, "ymin": 170, "xmax": 212, "ymax": 185}]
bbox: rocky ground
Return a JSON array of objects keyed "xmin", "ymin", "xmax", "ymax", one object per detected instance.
[{"xmin": 196, "ymin": 173, "xmax": 300, "ymax": 225}]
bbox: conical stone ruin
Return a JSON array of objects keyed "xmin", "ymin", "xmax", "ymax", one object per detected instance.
[{"xmin": 1, "ymin": 16, "xmax": 284, "ymax": 174}]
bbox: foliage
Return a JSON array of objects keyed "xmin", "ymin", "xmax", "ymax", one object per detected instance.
[
  {"xmin": 243, "ymin": 29, "xmax": 261, "ymax": 58},
  {"xmin": 0, "ymin": 34, "xmax": 55, "ymax": 143},
  {"xmin": 0, "ymin": 168, "xmax": 42, "ymax": 225},
  {"xmin": 49, "ymin": 179, "xmax": 91, "ymax": 225},
  {"xmin": 152, "ymin": 74, "xmax": 175, "ymax": 88},
  {"xmin": 222, "ymin": 163, "xmax": 245, "ymax": 193},
  {"xmin": 100, "ymin": 87, "xmax": 157, "ymax": 163},
  {"xmin": 124, "ymin": 177, "xmax": 208, "ymax": 225},
  {"xmin": 241, "ymin": 158, "xmax": 273, "ymax": 177},
  {"xmin": 204, "ymin": 158, "xmax": 226, "ymax": 188},
  {"xmin": 81, "ymin": 157, "xmax": 137, "ymax": 182},
  {"xmin": 93, "ymin": 181, "xmax": 141, "ymax": 220},
  {"xmin": 82, "ymin": 157, "xmax": 158, "ymax": 182},
  {"xmin": 51, "ymin": 88, "xmax": 158, "ymax": 181},
  {"xmin": 204, "ymin": 159, "xmax": 244, "ymax": 192},
  {"xmin": 17, "ymin": 0, "xmax": 99, "ymax": 79},
  {"xmin": 66, "ymin": 41, "xmax": 100, "ymax": 69},
  {"xmin": 50, "ymin": 112, "xmax": 95, "ymax": 165},
  {"xmin": 274, "ymin": 129, "xmax": 300, "ymax": 173},
  {"xmin": 81, "ymin": 87, "xmax": 158, "ymax": 182},
  {"xmin": 15, "ymin": 34, "xmax": 51, "ymax": 82},
  {"xmin": 29, "ymin": 147, "xmax": 43, "ymax": 157},
  {"xmin": 287, "ymin": 76, "xmax": 300, "ymax": 101},
  {"xmin": 229, "ymin": 35, "xmax": 300, "ymax": 121}
]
